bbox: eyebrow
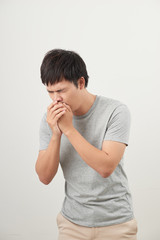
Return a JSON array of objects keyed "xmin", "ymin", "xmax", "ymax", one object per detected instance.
[{"xmin": 47, "ymin": 88, "xmax": 65, "ymax": 93}]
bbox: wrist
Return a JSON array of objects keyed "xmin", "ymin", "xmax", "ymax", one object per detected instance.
[
  {"xmin": 64, "ymin": 126, "xmax": 76, "ymax": 137},
  {"xmin": 51, "ymin": 134, "xmax": 61, "ymax": 141}
]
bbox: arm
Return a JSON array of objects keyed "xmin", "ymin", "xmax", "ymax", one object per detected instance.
[
  {"xmin": 65, "ymin": 127, "xmax": 126, "ymax": 178},
  {"xmin": 35, "ymin": 135, "xmax": 61, "ymax": 185},
  {"xmin": 58, "ymin": 103, "xmax": 130, "ymax": 178},
  {"xmin": 35, "ymin": 101, "xmax": 68, "ymax": 185}
]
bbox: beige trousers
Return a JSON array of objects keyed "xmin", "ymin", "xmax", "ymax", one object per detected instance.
[{"xmin": 56, "ymin": 212, "xmax": 138, "ymax": 240}]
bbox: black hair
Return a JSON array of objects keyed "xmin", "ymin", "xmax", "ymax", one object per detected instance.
[{"xmin": 40, "ymin": 49, "xmax": 89, "ymax": 88}]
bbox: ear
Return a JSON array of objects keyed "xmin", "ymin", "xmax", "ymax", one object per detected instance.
[{"xmin": 78, "ymin": 77, "xmax": 85, "ymax": 89}]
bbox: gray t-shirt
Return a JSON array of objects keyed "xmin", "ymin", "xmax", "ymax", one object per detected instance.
[{"xmin": 39, "ymin": 95, "xmax": 134, "ymax": 227}]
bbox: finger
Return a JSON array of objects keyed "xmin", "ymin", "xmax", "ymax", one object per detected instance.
[
  {"xmin": 47, "ymin": 108, "xmax": 66, "ymax": 124},
  {"xmin": 47, "ymin": 102, "xmax": 62, "ymax": 119},
  {"xmin": 62, "ymin": 103, "xmax": 71, "ymax": 111},
  {"xmin": 51, "ymin": 107, "xmax": 67, "ymax": 118},
  {"xmin": 50, "ymin": 103, "xmax": 66, "ymax": 114},
  {"xmin": 47, "ymin": 100, "xmax": 57, "ymax": 111},
  {"xmin": 55, "ymin": 109, "xmax": 66, "ymax": 121}
]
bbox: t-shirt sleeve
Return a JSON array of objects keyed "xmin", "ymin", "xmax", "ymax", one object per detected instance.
[
  {"xmin": 103, "ymin": 104, "xmax": 131, "ymax": 146},
  {"xmin": 39, "ymin": 113, "xmax": 52, "ymax": 151}
]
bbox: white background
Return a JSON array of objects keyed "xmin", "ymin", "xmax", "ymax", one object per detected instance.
[{"xmin": 0, "ymin": 0, "xmax": 160, "ymax": 239}]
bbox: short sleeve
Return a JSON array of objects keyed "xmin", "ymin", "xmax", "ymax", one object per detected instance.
[
  {"xmin": 104, "ymin": 104, "xmax": 131, "ymax": 146},
  {"xmin": 39, "ymin": 113, "xmax": 52, "ymax": 151}
]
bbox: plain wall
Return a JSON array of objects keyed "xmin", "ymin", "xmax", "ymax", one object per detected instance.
[{"xmin": 0, "ymin": 0, "xmax": 160, "ymax": 239}]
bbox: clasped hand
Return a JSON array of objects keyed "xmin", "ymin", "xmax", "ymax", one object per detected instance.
[{"xmin": 56, "ymin": 102, "xmax": 74, "ymax": 135}]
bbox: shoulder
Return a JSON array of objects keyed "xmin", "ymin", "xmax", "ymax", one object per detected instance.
[{"xmin": 97, "ymin": 95, "xmax": 130, "ymax": 115}]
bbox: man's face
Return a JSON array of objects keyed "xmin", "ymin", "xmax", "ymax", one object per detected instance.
[{"xmin": 46, "ymin": 79, "xmax": 81, "ymax": 113}]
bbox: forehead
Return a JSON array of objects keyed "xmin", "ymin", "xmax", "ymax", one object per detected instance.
[{"xmin": 46, "ymin": 80, "xmax": 73, "ymax": 90}]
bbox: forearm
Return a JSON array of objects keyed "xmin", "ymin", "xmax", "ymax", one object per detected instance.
[
  {"xmin": 65, "ymin": 128, "xmax": 111, "ymax": 178},
  {"xmin": 35, "ymin": 136, "xmax": 61, "ymax": 184}
]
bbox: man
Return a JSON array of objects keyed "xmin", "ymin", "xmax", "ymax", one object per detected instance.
[{"xmin": 35, "ymin": 49, "xmax": 138, "ymax": 240}]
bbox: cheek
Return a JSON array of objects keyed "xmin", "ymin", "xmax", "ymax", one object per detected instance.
[
  {"xmin": 64, "ymin": 100, "xmax": 74, "ymax": 111},
  {"xmin": 70, "ymin": 101, "xmax": 80, "ymax": 112},
  {"xmin": 49, "ymin": 94, "xmax": 53, "ymax": 100},
  {"xmin": 64, "ymin": 93, "xmax": 79, "ymax": 110}
]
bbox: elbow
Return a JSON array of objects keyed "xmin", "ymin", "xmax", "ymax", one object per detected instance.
[
  {"xmin": 99, "ymin": 154, "xmax": 117, "ymax": 178},
  {"xmin": 100, "ymin": 171, "xmax": 112, "ymax": 178},
  {"xmin": 35, "ymin": 166, "xmax": 54, "ymax": 185},
  {"xmin": 39, "ymin": 178, "xmax": 51, "ymax": 185},
  {"xmin": 99, "ymin": 167, "xmax": 114, "ymax": 178},
  {"xmin": 98, "ymin": 153, "xmax": 113, "ymax": 178},
  {"xmin": 38, "ymin": 174, "xmax": 53, "ymax": 185}
]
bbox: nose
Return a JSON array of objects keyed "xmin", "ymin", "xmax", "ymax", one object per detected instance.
[{"xmin": 52, "ymin": 93, "xmax": 63, "ymax": 102}]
